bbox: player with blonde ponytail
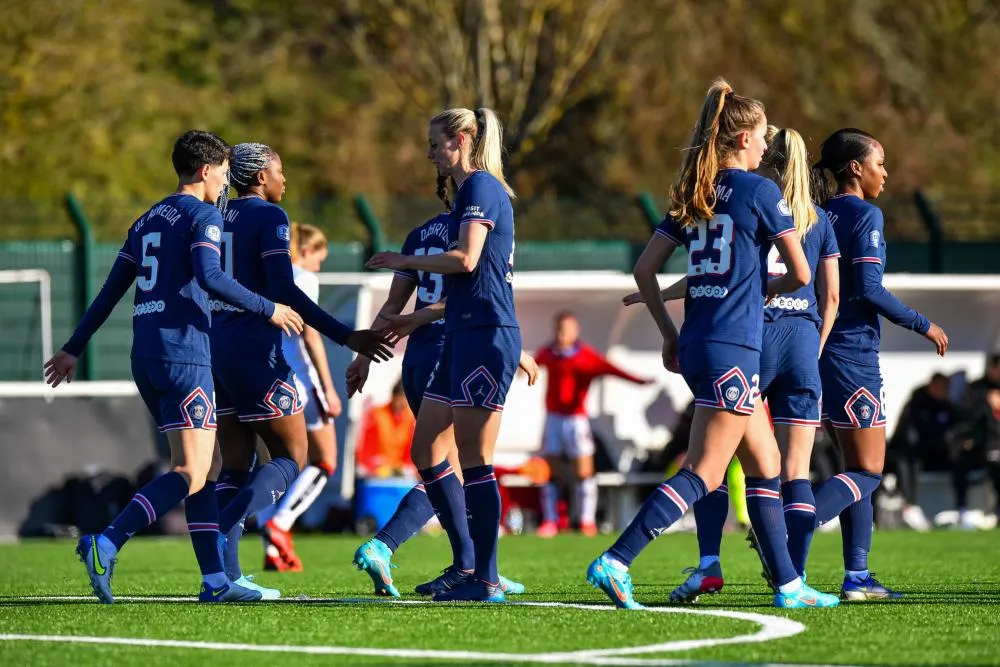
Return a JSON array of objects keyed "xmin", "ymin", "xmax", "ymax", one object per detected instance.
[
  {"xmin": 588, "ymin": 79, "xmax": 840, "ymax": 610},
  {"xmin": 366, "ymin": 106, "xmax": 523, "ymax": 602}
]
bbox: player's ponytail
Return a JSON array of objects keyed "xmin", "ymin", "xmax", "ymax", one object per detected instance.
[
  {"xmin": 760, "ymin": 127, "xmax": 818, "ymax": 239},
  {"xmin": 669, "ymin": 78, "xmax": 764, "ymax": 227},
  {"xmin": 289, "ymin": 223, "xmax": 302, "ymax": 263},
  {"xmin": 813, "ymin": 128, "xmax": 878, "ymax": 198},
  {"xmin": 470, "ymin": 108, "xmax": 515, "ymax": 199},
  {"xmin": 430, "ymin": 107, "xmax": 516, "ymax": 201}
]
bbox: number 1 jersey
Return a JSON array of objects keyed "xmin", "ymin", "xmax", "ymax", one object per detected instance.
[{"xmin": 656, "ymin": 169, "xmax": 796, "ymax": 351}]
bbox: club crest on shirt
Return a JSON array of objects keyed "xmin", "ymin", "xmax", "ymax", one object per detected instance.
[
  {"xmin": 206, "ymin": 225, "xmax": 222, "ymax": 242},
  {"xmin": 869, "ymin": 230, "xmax": 880, "ymax": 248},
  {"xmin": 277, "ymin": 224, "xmax": 290, "ymax": 242}
]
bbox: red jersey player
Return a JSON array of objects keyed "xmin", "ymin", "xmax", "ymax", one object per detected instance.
[{"xmin": 534, "ymin": 311, "xmax": 651, "ymax": 536}]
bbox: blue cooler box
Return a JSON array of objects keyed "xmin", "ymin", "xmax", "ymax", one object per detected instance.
[{"xmin": 354, "ymin": 477, "xmax": 414, "ymax": 530}]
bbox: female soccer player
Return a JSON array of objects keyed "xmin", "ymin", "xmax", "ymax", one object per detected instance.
[
  {"xmin": 350, "ymin": 210, "xmax": 531, "ymax": 598},
  {"xmin": 586, "ymin": 79, "xmax": 839, "ymax": 610},
  {"xmin": 629, "ymin": 127, "xmax": 842, "ymax": 602},
  {"xmin": 45, "ymin": 130, "xmax": 304, "ymax": 603},
  {"xmin": 810, "ymin": 129, "xmax": 948, "ymax": 600},
  {"xmin": 258, "ymin": 223, "xmax": 343, "ymax": 572},
  {"xmin": 366, "ymin": 106, "xmax": 521, "ymax": 602},
  {"xmin": 210, "ymin": 142, "xmax": 394, "ymax": 598}
]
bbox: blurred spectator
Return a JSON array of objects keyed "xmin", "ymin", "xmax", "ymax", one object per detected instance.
[
  {"xmin": 886, "ymin": 372, "xmax": 956, "ymax": 530},
  {"xmin": 355, "ymin": 381, "xmax": 416, "ymax": 479},
  {"xmin": 534, "ymin": 311, "xmax": 651, "ymax": 537},
  {"xmin": 949, "ymin": 354, "xmax": 1000, "ymax": 528}
]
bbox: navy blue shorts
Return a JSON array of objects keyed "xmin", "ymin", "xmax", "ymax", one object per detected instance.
[
  {"xmin": 132, "ymin": 358, "xmax": 216, "ymax": 432},
  {"xmin": 402, "ymin": 359, "xmax": 438, "ymax": 415},
  {"xmin": 819, "ymin": 349, "xmax": 885, "ymax": 429},
  {"xmin": 759, "ymin": 322, "xmax": 822, "ymax": 426},
  {"xmin": 424, "ymin": 326, "xmax": 521, "ymax": 412},
  {"xmin": 214, "ymin": 348, "xmax": 303, "ymax": 422},
  {"xmin": 679, "ymin": 341, "xmax": 759, "ymax": 416}
]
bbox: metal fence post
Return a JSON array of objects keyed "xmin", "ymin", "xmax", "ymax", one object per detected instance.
[
  {"xmin": 914, "ymin": 189, "xmax": 944, "ymax": 274},
  {"xmin": 64, "ymin": 192, "xmax": 96, "ymax": 379},
  {"xmin": 353, "ymin": 195, "xmax": 386, "ymax": 264}
]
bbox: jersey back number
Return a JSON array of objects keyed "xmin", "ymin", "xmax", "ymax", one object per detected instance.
[
  {"xmin": 413, "ymin": 247, "xmax": 444, "ymax": 304},
  {"xmin": 687, "ymin": 215, "xmax": 734, "ymax": 277}
]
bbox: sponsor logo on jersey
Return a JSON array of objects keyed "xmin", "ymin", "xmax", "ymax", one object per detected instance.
[
  {"xmin": 464, "ymin": 205, "xmax": 484, "ymax": 219},
  {"xmin": 688, "ymin": 285, "xmax": 729, "ymax": 299},
  {"xmin": 277, "ymin": 224, "xmax": 290, "ymax": 242},
  {"xmin": 777, "ymin": 199, "xmax": 792, "ymax": 216},
  {"xmin": 209, "ymin": 299, "xmax": 245, "ymax": 313},
  {"xmin": 133, "ymin": 300, "xmax": 166, "ymax": 317},
  {"xmin": 765, "ymin": 296, "xmax": 810, "ymax": 311},
  {"xmin": 205, "ymin": 225, "xmax": 222, "ymax": 242},
  {"xmin": 869, "ymin": 230, "xmax": 880, "ymax": 248}
]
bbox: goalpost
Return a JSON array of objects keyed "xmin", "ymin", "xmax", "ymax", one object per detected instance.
[{"xmin": 0, "ymin": 269, "xmax": 53, "ymax": 382}]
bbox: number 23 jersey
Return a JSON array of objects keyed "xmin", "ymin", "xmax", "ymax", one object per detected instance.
[{"xmin": 656, "ymin": 169, "xmax": 795, "ymax": 352}]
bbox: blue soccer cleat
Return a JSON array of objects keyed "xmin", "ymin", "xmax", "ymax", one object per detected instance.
[
  {"xmin": 233, "ymin": 574, "xmax": 281, "ymax": 600},
  {"xmin": 432, "ymin": 579, "xmax": 505, "ymax": 603},
  {"xmin": 198, "ymin": 580, "xmax": 263, "ymax": 602},
  {"xmin": 587, "ymin": 554, "xmax": 643, "ymax": 610},
  {"xmin": 76, "ymin": 534, "xmax": 117, "ymax": 604},
  {"xmin": 415, "ymin": 566, "xmax": 472, "ymax": 596},
  {"xmin": 352, "ymin": 538, "xmax": 400, "ymax": 598},
  {"xmin": 841, "ymin": 573, "xmax": 903, "ymax": 601},
  {"xmin": 499, "ymin": 574, "xmax": 525, "ymax": 595},
  {"xmin": 668, "ymin": 562, "xmax": 725, "ymax": 603},
  {"xmin": 775, "ymin": 582, "xmax": 840, "ymax": 608}
]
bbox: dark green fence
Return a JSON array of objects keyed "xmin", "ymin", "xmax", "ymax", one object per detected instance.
[{"xmin": 1, "ymin": 190, "xmax": 997, "ymax": 381}]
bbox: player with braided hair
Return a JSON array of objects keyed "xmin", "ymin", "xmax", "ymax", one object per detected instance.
[
  {"xmin": 211, "ymin": 142, "xmax": 396, "ymax": 598},
  {"xmin": 47, "ymin": 130, "xmax": 305, "ymax": 604}
]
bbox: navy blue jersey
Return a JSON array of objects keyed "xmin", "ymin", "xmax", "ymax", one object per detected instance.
[
  {"xmin": 656, "ymin": 170, "xmax": 796, "ymax": 351},
  {"xmin": 63, "ymin": 194, "xmax": 274, "ymax": 365},
  {"xmin": 825, "ymin": 194, "xmax": 929, "ymax": 364},
  {"xmin": 444, "ymin": 171, "xmax": 518, "ymax": 332},
  {"xmin": 763, "ymin": 205, "xmax": 840, "ymax": 327},
  {"xmin": 211, "ymin": 197, "xmax": 352, "ymax": 355},
  {"xmin": 397, "ymin": 213, "xmax": 449, "ymax": 366}
]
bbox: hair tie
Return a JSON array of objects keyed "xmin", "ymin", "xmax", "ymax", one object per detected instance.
[{"xmin": 474, "ymin": 109, "xmax": 485, "ymax": 137}]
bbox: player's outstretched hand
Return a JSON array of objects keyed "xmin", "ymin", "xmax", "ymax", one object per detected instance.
[
  {"xmin": 346, "ymin": 356, "xmax": 371, "ymax": 397},
  {"xmin": 661, "ymin": 336, "xmax": 680, "ymax": 374},
  {"xmin": 924, "ymin": 322, "xmax": 949, "ymax": 357},
  {"xmin": 270, "ymin": 304, "xmax": 304, "ymax": 336},
  {"xmin": 382, "ymin": 312, "xmax": 421, "ymax": 339},
  {"xmin": 622, "ymin": 291, "xmax": 644, "ymax": 306},
  {"xmin": 347, "ymin": 329, "xmax": 395, "ymax": 362},
  {"xmin": 43, "ymin": 351, "xmax": 78, "ymax": 388},
  {"xmin": 365, "ymin": 252, "xmax": 407, "ymax": 271},
  {"xmin": 518, "ymin": 350, "xmax": 539, "ymax": 386}
]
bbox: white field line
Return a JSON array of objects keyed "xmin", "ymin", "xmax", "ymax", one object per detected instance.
[{"xmin": 0, "ymin": 596, "xmax": 823, "ymax": 665}]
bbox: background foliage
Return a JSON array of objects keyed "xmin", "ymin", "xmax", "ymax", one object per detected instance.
[{"xmin": 2, "ymin": 0, "xmax": 998, "ymax": 241}]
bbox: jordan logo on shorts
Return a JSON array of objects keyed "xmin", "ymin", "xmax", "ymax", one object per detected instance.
[{"xmin": 458, "ymin": 366, "xmax": 500, "ymax": 409}]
